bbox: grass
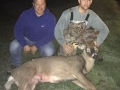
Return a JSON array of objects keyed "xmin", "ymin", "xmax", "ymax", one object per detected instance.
[{"xmin": 0, "ymin": 0, "xmax": 120, "ymax": 90}]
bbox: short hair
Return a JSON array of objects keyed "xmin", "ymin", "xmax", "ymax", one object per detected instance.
[{"xmin": 33, "ymin": 0, "xmax": 46, "ymax": 3}]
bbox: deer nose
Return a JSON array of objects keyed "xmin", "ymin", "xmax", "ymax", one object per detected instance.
[{"xmin": 92, "ymin": 53, "xmax": 98, "ymax": 59}]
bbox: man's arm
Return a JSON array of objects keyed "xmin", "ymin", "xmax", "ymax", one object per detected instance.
[
  {"xmin": 14, "ymin": 12, "xmax": 28, "ymax": 47},
  {"xmin": 92, "ymin": 15, "xmax": 109, "ymax": 45},
  {"xmin": 54, "ymin": 11, "xmax": 70, "ymax": 46},
  {"xmin": 54, "ymin": 11, "xmax": 74, "ymax": 54}
]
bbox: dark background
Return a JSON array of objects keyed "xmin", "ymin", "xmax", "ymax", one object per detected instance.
[
  {"xmin": 0, "ymin": 0, "xmax": 78, "ymax": 43},
  {"xmin": 0, "ymin": 0, "xmax": 119, "ymax": 43}
]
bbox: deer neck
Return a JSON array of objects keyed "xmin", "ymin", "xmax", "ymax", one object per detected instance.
[{"xmin": 81, "ymin": 51, "xmax": 95, "ymax": 73}]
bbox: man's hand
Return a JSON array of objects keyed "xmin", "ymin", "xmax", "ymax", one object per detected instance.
[
  {"xmin": 94, "ymin": 41, "xmax": 99, "ymax": 48},
  {"xmin": 94, "ymin": 41, "xmax": 100, "ymax": 52},
  {"xmin": 30, "ymin": 45, "xmax": 37, "ymax": 54},
  {"xmin": 23, "ymin": 45, "xmax": 31, "ymax": 53},
  {"xmin": 63, "ymin": 43, "xmax": 74, "ymax": 55}
]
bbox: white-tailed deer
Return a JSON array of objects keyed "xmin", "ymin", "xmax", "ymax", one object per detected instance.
[{"xmin": 5, "ymin": 43, "xmax": 98, "ymax": 90}]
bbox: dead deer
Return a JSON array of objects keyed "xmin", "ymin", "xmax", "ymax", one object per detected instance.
[{"xmin": 5, "ymin": 43, "xmax": 98, "ymax": 90}]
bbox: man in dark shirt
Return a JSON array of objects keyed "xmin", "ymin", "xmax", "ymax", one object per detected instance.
[{"xmin": 7, "ymin": 0, "xmax": 56, "ymax": 74}]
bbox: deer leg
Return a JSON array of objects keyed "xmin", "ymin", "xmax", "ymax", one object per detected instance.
[
  {"xmin": 25, "ymin": 79, "xmax": 38, "ymax": 90},
  {"xmin": 4, "ymin": 76, "xmax": 15, "ymax": 90},
  {"xmin": 72, "ymin": 80, "xmax": 85, "ymax": 89},
  {"xmin": 18, "ymin": 80, "xmax": 32, "ymax": 90},
  {"xmin": 18, "ymin": 77, "xmax": 36, "ymax": 90},
  {"xmin": 72, "ymin": 72, "xmax": 96, "ymax": 90},
  {"xmin": 18, "ymin": 67, "xmax": 36, "ymax": 90}
]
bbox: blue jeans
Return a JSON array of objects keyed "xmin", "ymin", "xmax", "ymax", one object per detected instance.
[{"xmin": 10, "ymin": 38, "xmax": 55, "ymax": 66}]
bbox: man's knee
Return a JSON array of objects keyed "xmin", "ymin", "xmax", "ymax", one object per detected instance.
[
  {"xmin": 10, "ymin": 40, "xmax": 22, "ymax": 53},
  {"xmin": 41, "ymin": 47, "xmax": 55, "ymax": 57},
  {"xmin": 40, "ymin": 41, "xmax": 55, "ymax": 57}
]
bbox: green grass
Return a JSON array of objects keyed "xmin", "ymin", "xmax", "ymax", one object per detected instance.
[{"xmin": 0, "ymin": 0, "xmax": 120, "ymax": 90}]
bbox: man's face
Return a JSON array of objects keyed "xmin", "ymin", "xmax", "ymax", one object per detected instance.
[
  {"xmin": 78, "ymin": 0, "xmax": 92, "ymax": 10},
  {"xmin": 33, "ymin": 0, "xmax": 46, "ymax": 17}
]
